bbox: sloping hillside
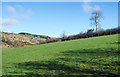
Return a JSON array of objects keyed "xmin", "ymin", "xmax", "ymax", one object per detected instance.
[
  {"xmin": 2, "ymin": 34, "xmax": 119, "ymax": 75},
  {"xmin": 1, "ymin": 32, "xmax": 50, "ymax": 49}
]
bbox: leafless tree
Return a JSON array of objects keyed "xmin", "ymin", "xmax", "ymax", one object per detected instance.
[
  {"xmin": 90, "ymin": 10, "xmax": 103, "ymax": 33},
  {"xmin": 61, "ymin": 32, "xmax": 67, "ymax": 39}
]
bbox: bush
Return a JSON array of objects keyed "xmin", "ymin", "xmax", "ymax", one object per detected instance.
[
  {"xmin": 64, "ymin": 28, "xmax": 120, "ymax": 41},
  {"xmin": 37, "ymin": 28, "xmax": 120, "ymax": 45}
]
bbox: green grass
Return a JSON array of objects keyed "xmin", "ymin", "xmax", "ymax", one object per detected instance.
[{"xmin": 2, "ymin": 34, "xmax": 119, "ymax": 76}]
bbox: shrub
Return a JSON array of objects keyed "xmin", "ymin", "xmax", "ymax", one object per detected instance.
[
  {"xmin": 37, "ymin": 28, "xmax": 120, "ymax": 45},
  {"xmin": 62, "ymin": 28, "xmax": 120, "ymax": 42}
]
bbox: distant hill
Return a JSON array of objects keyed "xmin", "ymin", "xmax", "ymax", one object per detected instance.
[
  {"xmin": 1, "ymin": 32, "xmax": 52, "ymax": 49},
  {"xmin": 19, "ymin": 32, "xmax": 51, "ymax": 39}
]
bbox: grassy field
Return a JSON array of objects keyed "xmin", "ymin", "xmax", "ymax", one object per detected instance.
[{"xmin": 2, "ymin": 34, "xmax": 119, "ymax": 76}]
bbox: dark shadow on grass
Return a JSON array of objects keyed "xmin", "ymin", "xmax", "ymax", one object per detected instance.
[
  {"xmin": 107, "ymin": 42, "xmax": 120, "ymax": 44},
  {"xmin": 12, "ymin": 48, "xmax": 119, "ymax": 76},
  {"xmin": 60, "ymin": 48, "xmax": 118, "ymax": 57},
  {"xmin": 14, "ymin": 61, "xmax": 115, "ymax": 75}
]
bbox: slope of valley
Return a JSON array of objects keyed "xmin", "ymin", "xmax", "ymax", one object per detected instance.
[{"xmin": 1, "ymin": 32, "xmax": 51, "ymax": 49}]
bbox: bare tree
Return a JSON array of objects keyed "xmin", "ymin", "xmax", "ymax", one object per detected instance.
[
  {"xmin": 61, "ymin": 32, "xmax": 67, "ymax": 39},
  {"xmin": 90, "ymin": 10, "xmax": 103, "ymax": 33}
]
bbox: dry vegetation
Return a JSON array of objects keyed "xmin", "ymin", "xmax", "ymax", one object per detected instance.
[{"xmin": 1, "ymin": 33, "xmax": 45, "ymax": 49}]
